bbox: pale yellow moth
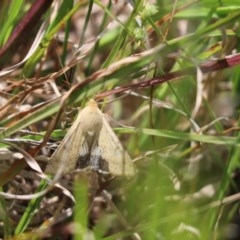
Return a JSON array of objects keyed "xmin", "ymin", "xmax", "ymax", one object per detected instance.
[{"xmin": 45, "ymin": 99, "xmax": 135, "ymax": 177}]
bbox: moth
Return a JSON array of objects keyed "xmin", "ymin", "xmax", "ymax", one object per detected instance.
[{"xmin": 45, "ymin": 99, "xmax": 135, "ymax": 177}]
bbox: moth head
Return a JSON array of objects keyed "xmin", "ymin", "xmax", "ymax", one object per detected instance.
[{"xmin": 87, "ymin": 99, "xmax": 98, "ymax": 108}]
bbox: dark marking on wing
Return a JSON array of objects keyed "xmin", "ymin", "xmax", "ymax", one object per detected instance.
[{"xmin": 77, "ymin": 146, "xmax": 109, "ymax": 173}]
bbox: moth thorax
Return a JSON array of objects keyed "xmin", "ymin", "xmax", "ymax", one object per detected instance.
[{"xmin": 80, "ymin": 105, "xmax": 103, "ymax": 145}]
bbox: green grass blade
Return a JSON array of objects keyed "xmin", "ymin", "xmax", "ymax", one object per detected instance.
[{"xmin": 14, "ymin": 180, "xmax": 48, "ymax": 235}]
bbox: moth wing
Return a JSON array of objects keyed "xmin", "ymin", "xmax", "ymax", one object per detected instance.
[
  {"xmin": 45, "ymin": 113, "xmax": 84, "ymax": 175},
  {"xmin": 99, "ymin": 117, "xmax": 135, "ymax": 177}
]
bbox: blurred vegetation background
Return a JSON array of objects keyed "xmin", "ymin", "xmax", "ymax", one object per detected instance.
[{"xmin": 1, "ymin": 0, "xmax": 240, "ymax": 239}]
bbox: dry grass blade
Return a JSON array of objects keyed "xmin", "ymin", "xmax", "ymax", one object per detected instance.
[{"xmin": 0, "ymin": 22, "xmax": 47, "ymax": 77}]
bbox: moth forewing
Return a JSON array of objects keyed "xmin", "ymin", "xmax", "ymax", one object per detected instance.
[
  {"xmin": 45, "ymin": 118, "xmax": 85, "ymax": 175},
  {"xmin": 99, "ymin": 117, "xmax": 135, "ymax": 177}
]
